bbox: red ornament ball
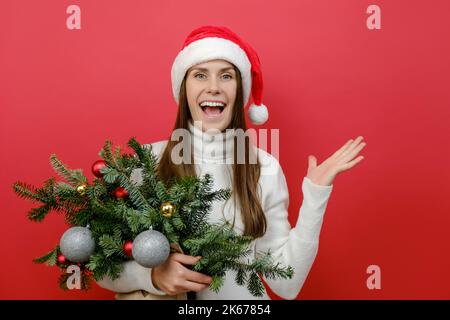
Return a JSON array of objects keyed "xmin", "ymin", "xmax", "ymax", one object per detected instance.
[
  {"xmin": 113, "ymin": 187, "xmax": 129, "ymax": 199},
  {"xmin": 92, "ymin": 160, "xmax": 107, "ymax": 178},
  {"xmin": 57, "ymin": 254, "xmax": 67, "ymax": 265},
  {"xmin": 123, "ymin": 240, "xmax": 133, "ymax": 257}
]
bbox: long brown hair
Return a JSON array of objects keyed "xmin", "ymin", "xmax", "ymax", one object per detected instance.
[{"xmin": 157, "ymin": 65, "xmax": 266, "ymax": 238}]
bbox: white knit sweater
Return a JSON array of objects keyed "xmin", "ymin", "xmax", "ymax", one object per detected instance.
[{"xmin": 97, "ymin": 122, "xmax": 334, "ymax": 300}]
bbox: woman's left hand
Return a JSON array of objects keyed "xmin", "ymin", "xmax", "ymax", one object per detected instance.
[{"xmin": 306, "ymin": 136, "xmax": 366, "ymax": 186}]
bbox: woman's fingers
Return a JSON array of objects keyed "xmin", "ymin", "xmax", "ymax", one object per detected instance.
[
  {"xmin": 340, "ymin": 155, "xmax": 364, "ymax": 171},
  {"xmin": 332, "ymin": 139, "xmax": 354, "ymax": 158},
  {"xmin": 341, "ymin": 136, "xmax": 363, "ymax": 154},
  {"xmin": 184, "ymin": 268, "xmax": 213, "ymax": 285},
  {"xmin": 341, "ymin": 140, "xmax": 366, "ymax": 163},
  {"xmin": 181, "ymin": 281, "xmax": 210, "ymax": 293},
  {"xmin": 172, "ymin": 253, "xmax": 212, "ymax": 284},
  {"xmin": 175, "ymin": 263, "xmax": 212, "ymax": 293},
  {"xmin": 308, "ymin": 155, "xmax": 317, "ymax": 169},
  {"xmin": 334, "ymin": 136, "xmax": 364, "ymax": 159},
  {"xmin": 153, "ymin": 253, "xmax": 212, "ymax": 295},
  {"xmin": 171, "ymin": 253, "xmax": 201, "ymax": 266}
]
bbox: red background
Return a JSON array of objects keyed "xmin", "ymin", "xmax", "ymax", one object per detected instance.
[{"xmin": 1, "ymin": 0, "xmax": 449, "ymax": 299}]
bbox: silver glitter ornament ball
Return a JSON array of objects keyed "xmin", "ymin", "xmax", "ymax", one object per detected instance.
[
  {"xmin": 132, "ymin": 230, "xmax": 170, "ymax": 268},
  {"xmin": 59, "ymin": 226, "xmax": 96, "ymax": 263}
]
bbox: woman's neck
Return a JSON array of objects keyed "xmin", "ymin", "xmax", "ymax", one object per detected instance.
[{"xmin": 187, "ymin": 120, "xmax": 235, "ymax": 163}]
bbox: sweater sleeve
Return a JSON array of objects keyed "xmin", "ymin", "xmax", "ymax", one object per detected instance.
[
  {"xmin": 254, "ymin": 158, "xmax": 333, "ymax": 300},
  {"xmin": 96, "ymin": 261, "xmax": 167, "ymax": 295}
]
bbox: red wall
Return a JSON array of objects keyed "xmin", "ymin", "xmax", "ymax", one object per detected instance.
[{"xmin": 1, "ymin": 0, "xmax": 449, "ymax": 299}]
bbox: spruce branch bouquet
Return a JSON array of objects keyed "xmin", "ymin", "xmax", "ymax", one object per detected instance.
[{"xmin": 12, "ymin": 138, "xmax": 294, "ymax": 296}]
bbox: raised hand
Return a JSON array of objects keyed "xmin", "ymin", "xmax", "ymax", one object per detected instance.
[{"xmin": 306, "ymin": 136, "xmax": 366, "ymax": 186}]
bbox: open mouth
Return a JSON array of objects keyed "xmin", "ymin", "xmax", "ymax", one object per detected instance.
[{"xmin": 199, "ymin": 101, "xmax": 226, "ymax": 117}]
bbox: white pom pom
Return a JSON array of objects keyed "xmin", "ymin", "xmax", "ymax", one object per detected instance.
[{"xmin": 248, "ymin": 103, "xmax": 269, "ymax": 125}]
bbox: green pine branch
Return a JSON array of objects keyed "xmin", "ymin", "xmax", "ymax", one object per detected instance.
[
  {"xmin": 99, "ymin": 140, "xmax": 115, "ymax": 166},
  {"xmin": 50, "ymin": 154, "xmax": 87, "ymax": 186},
  {"xmin": 12, "ymin": 181, "xmax": 45, "ymax": 203},
  {"xmin": 33, "ymin": 246, "xmax": 59, "ymax": 266}
]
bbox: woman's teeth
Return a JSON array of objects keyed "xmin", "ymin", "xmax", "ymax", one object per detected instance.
[
  {"xmin": 200, "ymin": 101, "xmax": 225, "ymax": 107},
  {"xmin": 199, "ymin": 101, "xmax": 226, "ymax": 114}
]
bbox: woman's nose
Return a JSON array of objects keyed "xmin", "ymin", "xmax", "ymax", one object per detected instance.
[{"xmin": 206, "ymin": 78, "xmax": 220, "ymax": 94}]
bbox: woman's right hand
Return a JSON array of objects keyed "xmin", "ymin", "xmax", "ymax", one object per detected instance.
[{"xmin": 151, "ymin": 253, "xmax": 213, "ymax": 296}]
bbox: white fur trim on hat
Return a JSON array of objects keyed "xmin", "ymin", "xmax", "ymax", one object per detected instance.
[
  {"xmin": 171, "ymin": 37, "xmax": 252, "ymax": 105},
  {"xmin": 248, "ymin": 103, "xmax": 268, "ymax": 125}
]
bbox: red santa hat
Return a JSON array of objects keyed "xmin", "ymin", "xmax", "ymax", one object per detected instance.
[{"xmin": 171, "ymin": 25, "xmax": 269, "ymax": 125}]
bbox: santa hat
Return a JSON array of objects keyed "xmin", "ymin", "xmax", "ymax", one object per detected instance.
[{"xmin": 171, "ymin": 25, "xmax": 269, "ymax": 125}]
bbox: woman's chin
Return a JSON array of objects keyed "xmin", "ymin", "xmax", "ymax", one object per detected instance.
[
  {"xmin": 198, "ymin": 117, "xmax": 230, "ymax": 132},
  {"xmin": 192, "ymin": 112, "xmax": 229, "ymax": 131},
  {"xmin": 202, "ymin": 122, "xmax": 226, "ymax": 132}
]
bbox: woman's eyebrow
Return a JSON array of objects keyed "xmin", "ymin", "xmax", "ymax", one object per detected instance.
[{"xmin": 190, "ymin": 67, "xmax": 235, "ymax": 72}]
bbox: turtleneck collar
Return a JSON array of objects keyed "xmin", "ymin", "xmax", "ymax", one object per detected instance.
[{"xmin": 187, "ymin": 120, "xmax": 235, "ymax": 163}]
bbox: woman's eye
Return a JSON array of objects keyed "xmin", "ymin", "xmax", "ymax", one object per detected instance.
[
  {"xmin": 193, "ymin": 73, "xmax": 233, "ymax": 80},
  {"xmin": 194, "ymin": 73, "xmax": 206, "ymax": 80}
]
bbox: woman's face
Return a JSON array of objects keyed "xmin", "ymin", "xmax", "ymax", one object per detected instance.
[{"xmin": 185, "ymin": 59, "xmax": 237, "ymax": 132}]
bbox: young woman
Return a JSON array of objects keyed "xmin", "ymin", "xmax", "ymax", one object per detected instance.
[{"xmin": 97, "ymin": 26, "xmax": 366, "ymax": 300}]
